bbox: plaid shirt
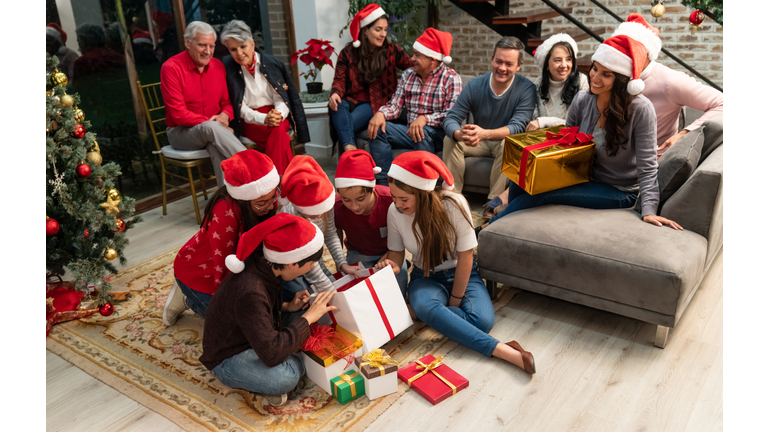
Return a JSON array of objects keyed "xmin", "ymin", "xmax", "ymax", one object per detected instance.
[{"xmin": 378, "ymin": 63, "xmax": 462, "ymax": 127}]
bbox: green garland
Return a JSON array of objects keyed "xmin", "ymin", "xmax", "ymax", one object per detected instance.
[{"xmin": 681, "ymin": 0, "xmax": 723, "ymax": 25}]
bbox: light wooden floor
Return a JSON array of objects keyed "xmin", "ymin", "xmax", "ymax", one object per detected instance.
[{"xmin": 47, "ymin": 183, "xmax": 723, "ymax": 432}]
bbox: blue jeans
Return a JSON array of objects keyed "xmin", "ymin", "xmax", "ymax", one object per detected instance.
[
  {"xmin": 176, "ymin": 277, "xmax": 212, "ymax": 319},
  {"xmin": 211, "ymin": 310, "xmax": 305, "ymax": 395},
  {"xmin": 346, "ymin": 249, "xmax": 409, "ymax": 298},
  {"xmin": 409, "ymin": 263, "xmax": 498, "ymax": 357},
  {"xmin": 489, "ymin": 180, "xmax": 638, "ymax": 225},
  {"xmin": 329, "ymin": 100, "xmax": 373, "ymax": 154},
  {"xmin": 368, "ymin": 122, "xmax": 446, "ymax": 185}
]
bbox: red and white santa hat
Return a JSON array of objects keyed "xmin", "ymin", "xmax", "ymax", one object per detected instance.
[
  {"xmin": 413, "ymin": 28, "xmax": 453, "ymax": 64},
  {"xmin": 47, "ymin": 23, "xmax": 67, "ymax": 44},
  {"xmin": 334, "ymin": 149, "xmax": 381, "ymax": 189},
  {"xmin": 132, "ymin": 28, "xmax": 153, "ymax": 45},
  {"xmin": 533, "ymin": 33, "xmax": 579, "ymax": 70},
  {"xmin": 225, "ymin": 213, "xmax": 324, "ymax": 272},
  {"xmin": 350, "ymin": 4, "xmax": 386, "ymax": 48},
  {"xmin": 279, "ymin": 155, "xmax": 336, "ymax": 215},
  {"xmin": 611, "ymin": 13, "xmax": 662, "ymax": 62},
  {"xmin": 388, "ymin": 151, "xmax": 454, "ymax": 191},
  {"xmin": 221, "ymin": 149, "xmax": 279, "ymax": 201},
  {"xmin": 591, "ymin": 34, "xmax": 648, "ymax": 95}
]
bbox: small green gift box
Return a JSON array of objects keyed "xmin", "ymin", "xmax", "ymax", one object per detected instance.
[{"xmin": 330, "ymin": 372, "xmax": 365, "ymax": 404}]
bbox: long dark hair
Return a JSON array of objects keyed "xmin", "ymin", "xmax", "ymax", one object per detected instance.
[
  {"xmin": 539, "ymin": 41, "xmax": 581, "ymax": 106},
  {"xmin": 201, "ymin": 187, "xmax": 274, "ymax": 232},
  {"xmin": 588, "ymin": 62, "xmax": 635, "ymax": 157},
  {"xmin": 355, "ymin": 16, "xmax": 389, "ymax": 84}
]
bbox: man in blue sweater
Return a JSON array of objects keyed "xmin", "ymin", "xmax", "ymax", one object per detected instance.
[{"xmin": 442, "ymin": 37, "xmax": 536, "ymax": 204}]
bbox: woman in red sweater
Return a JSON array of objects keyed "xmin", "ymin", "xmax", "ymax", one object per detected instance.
[
  {"xmin": 163, "ymin": 150, "xmax": 281, "ymax": 326},
  {"xmin": 329, "ymin": 4, "xmax": 412, "ymax": 155}
]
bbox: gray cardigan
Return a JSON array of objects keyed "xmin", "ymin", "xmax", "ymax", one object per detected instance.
[{"xmin": 566, "ymin": 91, "xmax": 659, "ymax": 217}]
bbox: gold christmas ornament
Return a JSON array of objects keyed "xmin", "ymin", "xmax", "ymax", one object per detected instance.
[
  {"xmin": 100, "ymin": 195, "xmax": 120, "ymax": 215},
  {"xmin": 61, "ymin": 94, "xmax": 74, "ymax": 107},
  {"xmin": 51, "ymin": 70, "xmax": 68, "ymax": 87},
  {"xmin": 651, "ymin": 2, "xmax": 665, "ymax": 21},
  {"xmin": 108, "ymin": 188, "xmax": 121, "ymax": 202},
  {"xmin": 104, "ymin": 248, "xmax": 118, "ymax": 260},
  {"xmin": 86, "ymin": 151, "xmax": 102, "ymax": 165},
  {"xmin": 53, "ymin": 95, "xmax": 60, "ymax": 103},
  {"xmin": 74, "ymin": 107, "xmax": 85, "ymax": 123},
  {"xmin": 92, "ymin": 141, "xmax": 101, "ymax": 153}
]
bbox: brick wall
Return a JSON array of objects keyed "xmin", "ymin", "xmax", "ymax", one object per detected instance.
[
  {"xmin": 438, "ymin": 0, "xmax": 723, "ymax": 88},
  {"xmin": 267, "ymin": 0, "xmax": 291, "ymax": 64}
]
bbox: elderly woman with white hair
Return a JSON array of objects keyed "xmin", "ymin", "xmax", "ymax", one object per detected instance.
[{"xmin": 221, "ymin": 20, "xmax": 310, "ymax": 175}]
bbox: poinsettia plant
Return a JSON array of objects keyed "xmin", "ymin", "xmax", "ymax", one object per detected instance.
[{"xmin": 291, "ymin": 39, "xmax": 337, "ymax": 83}]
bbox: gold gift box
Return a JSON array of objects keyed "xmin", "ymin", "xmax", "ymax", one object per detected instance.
[
  {"xmin": 304, "ymin": 325, "xmax": 363, "ymax": 367},
  {"xmin": 502, "ymin": 125, "xmax": 595, "ymax": 195}
]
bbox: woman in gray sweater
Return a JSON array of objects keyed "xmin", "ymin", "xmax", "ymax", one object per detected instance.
[{"xmin": 478, "ymin": 34, "xmax": 681, "ymax": 232}]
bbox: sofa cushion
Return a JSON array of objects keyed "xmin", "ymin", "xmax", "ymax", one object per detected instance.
[
  {"xmin": 464, "ymin": 156, "xmax": 495, "ymax": 188},
  {"xmin": 657, "ymin": 126, "xmax": 705, "ymax": 204},
  {"xmin": 477, "ymin": 205, "xmax": 708, "ymax": 316},
  {"xmin": 699, "ymin": 114, "xmax": 723, "ymax": 162}
]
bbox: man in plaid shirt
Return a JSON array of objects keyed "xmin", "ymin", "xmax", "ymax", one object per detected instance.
[{"xmin": 367, "ymin": 28, "xmax": 462, "ymax": 185}]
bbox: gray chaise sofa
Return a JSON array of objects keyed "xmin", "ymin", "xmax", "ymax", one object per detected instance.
[{"xmin": 477, "ymin": 113, "xmax": 723, "ymax": 348}]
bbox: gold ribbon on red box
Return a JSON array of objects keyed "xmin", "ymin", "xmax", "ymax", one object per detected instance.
[
  {"xmin": 406, "ymin": 356, "xmax": 457, "ymax": 395},
  {"xmin": 518, "ymin": 126, "xmax": 594, "ymax": 190}
]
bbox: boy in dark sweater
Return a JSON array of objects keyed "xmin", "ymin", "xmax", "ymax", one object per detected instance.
[{"xmin": 200, "ymin": 213, "xmax": 338, "ymax": 406}]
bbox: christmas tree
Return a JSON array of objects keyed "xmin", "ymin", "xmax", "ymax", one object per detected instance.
[{"xmin": 46, "ymin": 55, "xmax": 140, "ymax": 304}]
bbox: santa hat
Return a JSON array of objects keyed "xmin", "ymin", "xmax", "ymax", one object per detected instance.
[
  {"xmin": 611, "ymin": 13, "xmax": 662, "ymax": 61},
  {"xmin": 591, "ymin": 35, "xmax": 648, "ymax": 95},
  {"xmin": 533, "ymin": 33, "xmax": 579, "ymax": 70},
  {"xmin": 350, "ymin": 4, "xmax": 386, "ymax": 48},
  {"xmin": 279, "ymin": 155, "xmax": 336, "ymax": 215},
  {"xmin": 413, "ymin": 28, "xmax": 453, "ymax": 64},
  {"xmin": 334, "ymin": 149, "xmax": 381, "ymax": 189},
  {"xmin": 47, "ymin": 23, "xmax": 67, "ymax": 44},
  {"xmin": 221, "ymin": 149, "xmax": 279, "ymax": 201},
  {"xmin": 225, "ymin": 213, "xmax": 324, "ymax": 272},
  {"xmin": 388, "ymin": 151, "xmax": 454, "ymax": 191},
  {"xmin": 152, "ymin": 11, "xmax": 173, "ymax": 38},
  {"xmin": 132, "ymin": 28, "xmax": 153, "ymax": 45}
]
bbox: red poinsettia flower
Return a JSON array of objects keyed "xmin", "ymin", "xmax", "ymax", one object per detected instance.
[{"xmin": 291, "ymin": 39, "xmax": 337, "ymax": 83}]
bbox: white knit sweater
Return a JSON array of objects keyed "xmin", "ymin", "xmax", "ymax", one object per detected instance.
[{"xmin": 533, "ymin": 73, "xmax": 590, "ymax": 128}]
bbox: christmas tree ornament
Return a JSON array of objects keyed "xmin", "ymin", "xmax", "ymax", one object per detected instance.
[
  {"xmin": 61, "ymin": 94, "xmax": 74, "ymax": 107},
  {"xmin": 71, "ymin": 124, "xmax": 86, "ymax": 139},
  {"xmin": 49, "ymin": 120, "xmax": 59, "ymax": 131},
  {"xmin": 46, "ymin": 216, "xmax": 60, "ymax": 235},
  {"xmin": 99, "ymin": 303, "xmax": 114, "ymax": 316},
  {"xmin": 108, "ymin": 188, "xmax": 121, "ymax": 202},
  {"xmin": 104, "ymin": 247, "xmax": 117, "ymax": 260},
  {"xmin": 76, "ymin": 163, "xmax": 92, "ymax": 178},
  {"xmin": 84, "ymin": 229, "xmax": 89, "ymax": 238},
  {"xmin": 86, "ymin": 151, "xmax": 102, "ymax": 166},
  {"xmin": 51, "ymin": 70, "xmax": 68, "ymax": 87},
  {"xmin": 651, "ymin": 1, "xmax": 665, "ymax": 21},
  {"xmin": 689, "ymin": 10, "xmax": 705, "ymax": 34},
  {"xmin": 73, "ymin": 107, "xmax": 85, "ymax": 123},
  {"xmin": 101, "ymin": 195, "xmax": 120, "ymax": 215},
  {"xmin": 113, "ymin": 219, "xmax": 125, "ymax": 233},
  {"xmin": 53, "ymin": 95, "xmax": 60, "ymax": 103}
]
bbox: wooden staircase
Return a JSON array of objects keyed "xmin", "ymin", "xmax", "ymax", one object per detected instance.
[{"xmin": 449, "ymin": 0, "xmax": 608, "ymax": 72}]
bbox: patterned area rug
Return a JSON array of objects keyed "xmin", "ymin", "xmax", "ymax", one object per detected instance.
[{"xmin": 47, "ymin": 247, "xmax": 517, "ymax": 432}]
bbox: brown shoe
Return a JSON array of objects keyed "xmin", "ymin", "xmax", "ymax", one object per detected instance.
[{"xmin": 506, "ymin": 340, "xmax": 535, "ymax": 374}]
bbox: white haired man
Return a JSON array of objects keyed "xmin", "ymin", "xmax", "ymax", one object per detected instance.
[{"xmin": 160, "ymin": 21, "xmax": 246, "ymax": 187}]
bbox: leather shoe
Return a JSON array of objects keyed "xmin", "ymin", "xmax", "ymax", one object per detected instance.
[{"xmin": 506, "ymin": 340, "xmax": 535, "ymax": 374}]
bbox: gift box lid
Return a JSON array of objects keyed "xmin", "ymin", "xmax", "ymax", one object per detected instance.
[
  {"xmin": 397, "ymin": 354, "xmax": 468, "ymax": 405},
  {"xmin": 303, "ymin": 324, "xmax": 363, "ymax": 367},
  {"xmin": 354, "ymin": 349, "xmax": 399, "ymax": 379}
]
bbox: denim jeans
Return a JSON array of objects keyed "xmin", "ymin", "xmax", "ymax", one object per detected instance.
[
  {"xmin": 211, "ymin": 310, "xmax": 306, "ymax": 395},
  {"xmin": 176, "ymin": 277, "xmax": 212, "ymax": 319},
  {"xmin": 489, "ymin": 180, "xmax": 638, "ymax": 225},
  {"xmin": 409, "ymin": 263, "xmax": 498, "ymax": 357},
  {"xmin": 329, "ymin": 100, "xmax": 373, "ymax": 154},
  {"xmin": 368, "ymin": 122, "xmax": 446, "ymax": 185},
  {"xmin": 346, "ymin": 249, "xmax": 408, "ymax": 298}
]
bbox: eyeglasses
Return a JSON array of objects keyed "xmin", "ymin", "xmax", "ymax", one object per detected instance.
[{"xmin": 252, "ymin": 187, "xmax": 280, "ymax": 211}]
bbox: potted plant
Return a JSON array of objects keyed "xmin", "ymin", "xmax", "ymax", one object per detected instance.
[{"xmin": 291, "ymin": 38, "xmax": 337, "ymax": 94}]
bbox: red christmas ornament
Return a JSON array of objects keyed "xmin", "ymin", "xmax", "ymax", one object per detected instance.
[
  {"xmin": 99, "ymin": 303, "xmax": 114, "ymax": 317},
  {"xmin": 46, "ymin": 217, "xmax": 60, "ymax": 235},
  {"xmin": 689, "ymin": 10, "xmax": 705, "ymax": 35},
  {"xmin": 71, "ymin": 124, "xmax": 86, "ymax": 139},
  {"xmin": 76, "ymin": 163, "xmax": 92, "ymax": 178},
  {"xmin": 113, "ymin": 219, "xmax": 125, "ymax": 233},
  {"xmin": 84, "ymin": 229, "xmax": 89, "ymax": 238}
]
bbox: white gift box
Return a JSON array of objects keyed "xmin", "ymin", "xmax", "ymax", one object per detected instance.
[
  {"xmin": 302, "ymin": 347, "xmax": 363, "ymax": 395},
  {"xmin": 351, "ymin": 363, "xmax": 398, "ymax": 400},
  {"xmin": 317, "ymin": 265, "xmax": 413, "ymax": 353}
]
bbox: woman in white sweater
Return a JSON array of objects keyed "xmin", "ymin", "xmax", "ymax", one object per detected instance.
[{"xmin": 485, "ymin": 34, "xmax": 589, "ymax": 217}]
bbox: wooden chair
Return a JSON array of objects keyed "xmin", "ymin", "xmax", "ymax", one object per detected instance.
[{"xmin": 136, "ymin": 80, "xmax": 215, "ymax": 225}]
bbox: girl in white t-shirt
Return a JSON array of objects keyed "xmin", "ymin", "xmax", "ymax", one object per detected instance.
[{"xmin": 375, "ymin": 152, "xmax": 536, "ymax": 374}]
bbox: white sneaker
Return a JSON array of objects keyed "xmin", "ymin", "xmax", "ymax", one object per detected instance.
[
  {"xmin": 262, "ymin": 394, "xmax": 288, "ymax": 407},
  {"xmin": 162, "ymin": 281, "xmax": 188, "ymax": 326}
]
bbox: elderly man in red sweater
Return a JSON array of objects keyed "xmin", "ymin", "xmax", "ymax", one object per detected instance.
[{"xmin": 160, "ymin": 21, "xmax": 246, "ymax": 187}]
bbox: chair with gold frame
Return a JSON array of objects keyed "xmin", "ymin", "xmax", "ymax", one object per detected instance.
[{"xmin": 136, "ymin": 80, "xmax": 215, "ymax": 225}]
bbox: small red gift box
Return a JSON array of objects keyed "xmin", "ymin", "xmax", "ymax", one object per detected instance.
[{"xmin": 397, "ymin": 354, "xmax": 468, "ymax": 405}]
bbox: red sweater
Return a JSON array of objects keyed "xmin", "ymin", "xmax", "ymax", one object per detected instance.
[
  {"xmin": 331, "ymin": 42, "xmax": 412, "ymax": 113},
  {"xmin": 160, "ymin": 51, "xmax": 234, "ymax": 128},
  {"xmin": 173, "ymin": 198, "xmax": 243, "ymax": 295},
  {"xmin": 333, "ymin": 185, "xmax": 392, "ymax": 256}
]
